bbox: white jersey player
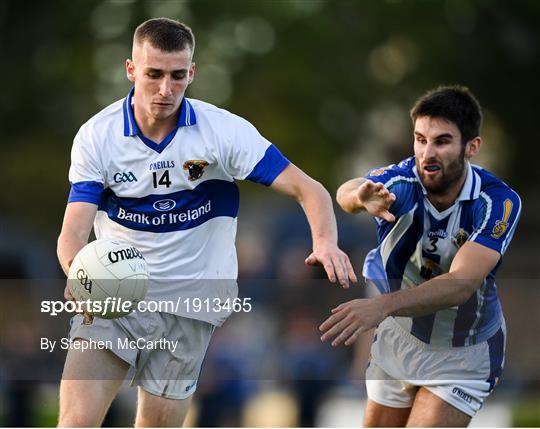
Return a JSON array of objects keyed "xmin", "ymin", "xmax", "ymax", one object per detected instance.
[
  {"xmin": 57, "ymin": 18, "xmax": 356, "ymax": 427},
  {"xmin": 320, "ymin": 86, "xmax": 521, "ymax": 427}
]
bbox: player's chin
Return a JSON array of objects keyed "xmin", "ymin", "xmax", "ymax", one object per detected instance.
[
  {"xmin": 420, "ymin": 176, "xmax": 445, "ymax": 193},
  {"xmin": 151, "ymin": 105, "xmax": 174, "ymax": 117}
]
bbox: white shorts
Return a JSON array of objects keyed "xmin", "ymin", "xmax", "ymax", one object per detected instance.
[
  {"xmin": 68, "ymin": 311, "xmax": 214, "ymax": 399},
  {"xmin": 366, "ymin": 317, "xmax": 505, "ymax": 417}
]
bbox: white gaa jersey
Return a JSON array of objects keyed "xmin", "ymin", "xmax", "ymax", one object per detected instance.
[{"xmin": 68, "ymin": 89, "xmax": 290, "ymax": 325}]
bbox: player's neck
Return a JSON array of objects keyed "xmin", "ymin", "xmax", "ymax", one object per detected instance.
[
  {"xmin": 426, "ymin": 168, "xmax": 468, "ymax": 212},
  {"xmin": 134, "ymin": 108, "xmax": 178, "ymax": 144}
]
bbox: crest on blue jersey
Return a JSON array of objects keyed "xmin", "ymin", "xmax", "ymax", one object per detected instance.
[
  {"xmin": 452, "ymin": 228, "xmax": 470, "ymax": 248},
  {"xmin": 183, "ymin": 160, "xmax": 209, "ymax": 181},
  {"xmin": 369, "ymin": 166, "xmax": 390, "ymax": 176},
  {"xmin": 491, "ymin": 199, "xmax": 513, "ymax": 239}
]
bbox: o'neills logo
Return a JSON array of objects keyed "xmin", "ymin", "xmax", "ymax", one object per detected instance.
[{"xmin": 108, "ymin": 247, "xmax": 145, "ymax": 264}]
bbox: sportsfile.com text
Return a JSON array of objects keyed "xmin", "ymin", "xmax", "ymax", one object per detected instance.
[{"xmin": 41, "ymin": 297, "xmax": 252, "ymax": 316}]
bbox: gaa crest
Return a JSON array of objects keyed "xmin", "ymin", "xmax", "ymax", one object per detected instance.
[{"xmin": 183, "ymin": 160, "xmax": 209, "ymax": 181}]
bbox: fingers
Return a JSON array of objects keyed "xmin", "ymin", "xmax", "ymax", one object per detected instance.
[
  {"xmin": 360, "ymin": 181, "xmax": 397, "ymax": 223},
  {"xmin": 304, "ymin": 253, "xmax": 318, "ymax": 266},
  {"xmin": 64, "ymin": 284, "xmax": 75, "ymax": 301},
  {"xmin": 331, "ymin": 302, "xmax": 347, "ymax": 313},
  {"xmin": 323, "ymin": 259, "xmax": 338, "ymax": 283},
  {"xmin": 327, "ymin": 252, "xmax": 358, "ymax": 288},
  {"xmin": 319, "ymin": 307, "xmax": 365, "ymax": 347},
  {"xmin": 332, "ymin": 256, "xmax": 349, "ymax": 288},
  {"xmin": 379, "ymin": 210, "xmax": 396, "ymax": 223},
  {"xmin": 319, "ymin": 308, "xmax": 348, "ymax": 338},
  {"xmin": 344, "ymin": 327, "xmax": 366, "ymax": 346},
  {"xmin": 306, "ymin": 251, "xmax": 356, "ymax": 287},
  {"xmin": 375, "ymin": 186, "xmax": 395, "ymax": 207},
  {"xmin": 345, "ymin": 256, "xmax": 358, "ymax": 284},
  {"xmin": 358, "ymin": 180, "xmax": 377, "ymax": 200},
  {"xmin": 305, "ymin": 253, "xmax": 337, "ymax": 283},
  {"xmin": 331, "ymin": 324, "xmax": 366, "ymax": 347},
  {"xmin": 82, "ymin": 311, "xmax": 94, "ymax": 325}
]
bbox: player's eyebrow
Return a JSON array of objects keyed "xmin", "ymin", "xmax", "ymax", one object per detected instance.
[
  {"xmin": 414, "ymin": 131, "xmax": 454, "ymax": 140},
  {"xmin": 145, "ymin": 67, "xmax": 188, "ymax": 73},
  {"xmin": 433, "ymin": 133, "xmax": 453, "ymax": 140}
]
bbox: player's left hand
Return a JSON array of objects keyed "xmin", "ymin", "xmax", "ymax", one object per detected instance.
[
  {"xmin": 319, "ymin": 297, "xmax": 386, "ymax": 346},
  {"xmin": 305, "ymin": 245, "xmax": 357, "ymax": 288}
]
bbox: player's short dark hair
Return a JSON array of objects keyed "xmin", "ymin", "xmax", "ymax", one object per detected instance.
[
  {"xmin": 134, "ymin": 18, "xmax": 195, "ymax": 53},
  {"xmin": 410, "ymin": 85, "xmax": 482, "ymax": 144}
]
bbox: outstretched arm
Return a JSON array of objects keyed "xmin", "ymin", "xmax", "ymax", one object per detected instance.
[
  {"xmin": 337, "ymin": 178, "xmax": 396, "ymax": 222},
  {"xmin": 320, "ymin": 241, "xmax": 500, "ymax": 346},
  {"xmin": 271, "ymin": 163, "xmax": 357, "ymax": 288}
]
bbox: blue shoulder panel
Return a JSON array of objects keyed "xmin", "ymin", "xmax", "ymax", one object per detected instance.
[
  {"xmin": 68, "ymin": 181, "xmax": 104, "ymax": 204},
  {"xmin": 246, "ymin": 144, "xmax": 290, "ymax": 186}
]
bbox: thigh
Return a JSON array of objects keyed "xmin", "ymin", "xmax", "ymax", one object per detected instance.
[
  {"xmin": 365, "ymin": 361, "xmax": 416, "ymax": 427},
  {"xmin": 364, "ymin": 399, "xmax": 411, "ymax": 427},
  {"xmin": 406, "ymin": 387, "xmax": 471, "ymax": 427},
  {"xmin": 59, "ymin": 339, "xmax": 130, "ymax": 427},
  {"xmin": 135, "ymin": 387, "xmax": 191, "ymax": 427},
  {"xmin": 135, "ymin": 315, "xmax": 214, "ymax": 399}
]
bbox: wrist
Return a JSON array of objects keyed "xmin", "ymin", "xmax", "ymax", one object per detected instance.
[
  {"xmin": 312, "ymin": 240, "xmax": 337, "ymax": 253},
  {"xmin": 374, "ymin": 293, "xmax": 394, "ymax": 318}
]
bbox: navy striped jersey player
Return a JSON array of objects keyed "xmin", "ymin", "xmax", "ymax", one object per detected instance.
[{"xmin": 362, "ymin": 156, "xmax": 521, "ymax": 347}]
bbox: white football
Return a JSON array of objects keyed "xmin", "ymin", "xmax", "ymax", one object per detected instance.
[{"xmin": 68, "ymin": 238, "xmax": 149, "ymax": 319}]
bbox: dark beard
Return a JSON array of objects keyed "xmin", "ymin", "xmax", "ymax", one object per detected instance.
[{"xmin": 417, "ymin": 147, "xmax": 466, "ymax": 195}]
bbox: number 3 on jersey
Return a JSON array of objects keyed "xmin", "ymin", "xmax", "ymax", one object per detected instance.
[{"xmin": 152, "ymin": 170, "xmax": 172, "ymax": 188}]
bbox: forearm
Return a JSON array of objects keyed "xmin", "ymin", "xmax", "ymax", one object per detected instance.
[
  {"xmin": 297, "ymin": 178, "xmax": 339, "ymax": 248},
  {"xmin": 336, "ymin": 178, "xmax": 366, "ymax": 214},
  {"xmin": 57, "ymin": 232, "xmax": 88, "ymax": 276},
  {"xmin": 57, "ymin": 202, "xmax": 97, "ymax": 276},
  {"xmin": 378, "ymin": 272, "xmax": 478, "ymax": 318}
]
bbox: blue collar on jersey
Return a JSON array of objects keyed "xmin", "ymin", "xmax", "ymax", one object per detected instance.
[
  {"xmin": 412, "ymin": 161, "xmax": 481, "ymax": 201},
  {"xmin": 122, "ymin": 87, "xmax": 197, "ymax": 137}
]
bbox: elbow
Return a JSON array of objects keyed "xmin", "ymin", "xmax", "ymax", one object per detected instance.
[
  {"xmin": 336, "ymin": 188, "xmax": 358, "ymax": 214},
  {"xmin": 335, "ymin": 189, "xmax": 347, "ymax": 212},
  {"xmin": 56, "ymin": 232, "xmax": 64, "ymax": 259},
  {"xmin": 56, "ymin": 232, "xmax": 70, "ymax": 269},
  {"xmin": 299, "ymin": 178, "xmax": 331, "ymax": 205}
]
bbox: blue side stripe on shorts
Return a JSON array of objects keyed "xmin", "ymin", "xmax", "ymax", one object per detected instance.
[
  {"xmin": 411, "ymin": 314, "xmax": 436, "ymax": 344},
  {"xmin": 486, "ymin": 327, "xmax": 505, "ymax": 391},
  {"xmin": 452, "ymin": 292, "xmax": 479, "ymax": 347}
]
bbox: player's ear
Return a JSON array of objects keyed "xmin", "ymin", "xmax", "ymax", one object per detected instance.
[
  {"xmin": 466, "ymin": 137, "xmax": 481, "ymax": 159},
  {"xmin": 187, "ymin": 62, "xmax": 196, "ymax": 84},
  {"xmin": 126, "ymin": 59, "xmax": 135, "ymax": 82}
]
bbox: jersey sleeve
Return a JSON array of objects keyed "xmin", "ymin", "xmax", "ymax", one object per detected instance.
[
  {"xmin": 67, "ymin": 124, "xmax": 105, "ymax": 204},
  {"xmin": 365, "ymin": 161, "xmax": 417, "ymax": 219},
  {"xmin": 469, "ymin": 187, "xmax": 522, "ymax": 255},
  {"xmin": 221, "ymin": 114, "xmax": 290, "ymax": 185}
]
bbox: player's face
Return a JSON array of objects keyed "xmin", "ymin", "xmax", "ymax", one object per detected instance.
[
  {"xmin": 413, "ymin": 116, "xmax": 467, "ymax": 195},
  {"xmin": 126, "ymin": 41, "xmax": 195, "ymax": 122}
]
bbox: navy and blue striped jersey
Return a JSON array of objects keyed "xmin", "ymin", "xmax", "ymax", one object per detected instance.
[{"xmin": 362, "ymin": 157, "xmax": 521, "ymax": 346}]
